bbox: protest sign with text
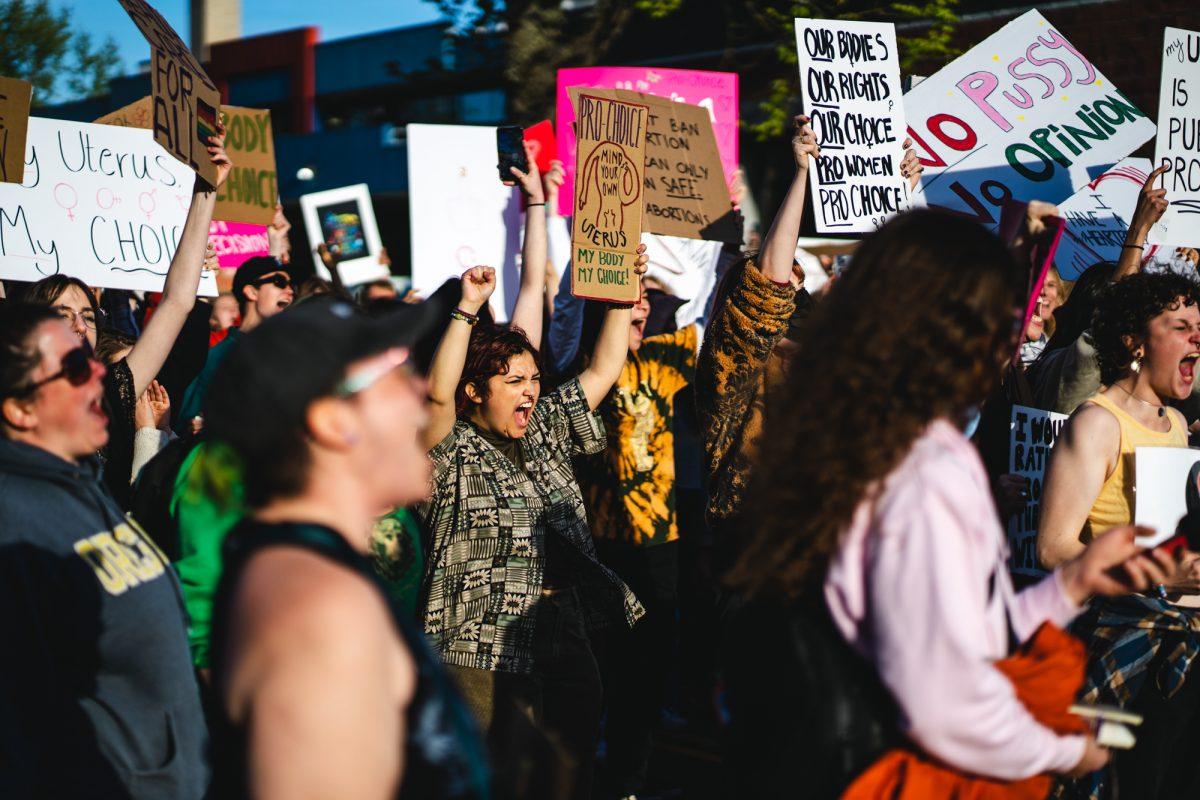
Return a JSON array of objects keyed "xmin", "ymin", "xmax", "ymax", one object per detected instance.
[
  {"xmin": 571, "ymin": 93, "xmax": 649, "ymax": 303},
  {"xmin": 117, "ymin": 0, "xmax": 221, "ymax": 187},
  {"xmin": 556, "ymin": 67, "xmax": 738, "ymax": 218},
  {"xmin": 215, "ymin": 106, "xmax": 277, "ymax": 225},
  {"xmin": 95, "ymin": 96, "xmax": 154, "ymax": 129},
  {"xmin": 569, "ymin": 87, "xmax": 738, "ymax": 242},
  {"xmin": 208, "ymin": 220, "xmax": 269, "ymax": 269},
  {"xmin": 0, "ymin": 117, "xmax": 216, "ymax": 295},
  {"xmin": 905, "ymin": 10, "xmax": 1154, "ymax": 228},
  {"xmin": 794, "ymin": 19, "xmax": 910, "ymax": 233},
  {"xmin": 1151, "ymin": 27, "xmax": 1200, "ymax": 245},
  {"xmin": 1008, "ymin": 404, "xmax": 1068, "ymax": 577},
  {"xmin": 0, "ymin": 76, "xmax": 32, "ymax": 185}
]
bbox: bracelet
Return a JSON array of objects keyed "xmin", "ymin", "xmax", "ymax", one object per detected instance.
[
  {"xmin": 1122, "ymin": 243, "xmax": 1145, "ymax": 250},
  {"xmin": 450, "ymin": 308, "xmax": 479, "ymax": 326},
  {"xmin": 527, "ymin": 202, "xmax": 546, "ymax": 207}
]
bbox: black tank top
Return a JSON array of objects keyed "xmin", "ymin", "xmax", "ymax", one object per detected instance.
[{"xmin": 210, "ymin": 520, "xmax": 491, "ymax": 799}]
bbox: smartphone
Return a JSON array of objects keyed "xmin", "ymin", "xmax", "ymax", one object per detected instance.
[{"xmin": 496, "ymin": 125, "xmax": 528, "ymax": 183}]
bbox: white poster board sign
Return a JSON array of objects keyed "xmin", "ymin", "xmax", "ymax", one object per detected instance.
[
  {"xmin": 794, "ymin": 19, "xmax": 910, "ymax": 232},
  {"xmin": 0, "ymin": 116, "xmax": 216, "ymax": 295},
  {"xmin": 905, "ymin": 10, "xmax": 1155, "ymax": 228},
  {"xmin": 1135, "ymin": 446, "xmax": 1200, "ymax": 547},
  {"xmin": 406, "ymin": 124, "xmax": 522, "ymax": 322},
  {"xmin": 1054, "ymin": 158, "xmax": 1164, "ymax": 280},
  {"xmin": 1008, "ymin": 404, "xmax": 1068, "ymax": 577},
  {"xmin": 1151, "ymin": 27, "xmax": 1200, "ymax": 245},
  {"xmin": 299, "ymin": 184, "xmax": 387, "ymax": 287}
]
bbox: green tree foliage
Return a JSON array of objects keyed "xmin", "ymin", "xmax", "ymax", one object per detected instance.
[{"xmin": 0, "ymin": 0, "xmax": 122, "ymax": 104}]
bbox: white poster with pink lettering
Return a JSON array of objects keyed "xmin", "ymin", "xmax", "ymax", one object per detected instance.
[{"xmin": 905, "ymin": 10, "xmax": 1155, "ymax": 228}]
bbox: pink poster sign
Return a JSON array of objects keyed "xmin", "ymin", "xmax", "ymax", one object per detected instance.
[
  {"xmin": 208, "ymin": 220, "xmax": 270, "ymax": 269},
  {"xmin": 555, "ymin": 66, "xmax": 739, "ymax": 216}
]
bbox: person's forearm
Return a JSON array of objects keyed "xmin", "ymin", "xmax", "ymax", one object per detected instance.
[
  {"xmin": 126, "ymin": 187, "xmax": 215, "ymax": 396},
  {"xmin": 510, "ymin": 205, "xmax": 548, "ymax": 344},
  {"xmin": 423, "ymin": 304, "xmax": 479, "ymax": 449},
  {"xmin": 760, "ymin": 169, "xmax": 808, "ymax": 284},
  {"xmin": 1114, "ymin": 238, "xmax": 1148, "ymax": 281},
  {"xmin": 579, "ymin": 305, "xmax": 631, "ymax": 409}
]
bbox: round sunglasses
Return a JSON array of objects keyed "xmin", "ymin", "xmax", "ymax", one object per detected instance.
[{"xmin": 25, "ymin": 344, "xmax": 98, "ymax": 393}]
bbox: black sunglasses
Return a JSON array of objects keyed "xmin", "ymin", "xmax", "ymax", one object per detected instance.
[
  {"xmin": 27, "ymin": 344, "xmax": 97, "ymax": 393},
  {"xmin": 253, "ymin": 274, "xmax": 292, "ymax": 290}
]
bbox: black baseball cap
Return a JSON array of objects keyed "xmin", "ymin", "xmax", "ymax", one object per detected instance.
[
  {"xmin": 204, "ymin": 297, "xmax": 437, "ymax": 461},
  {"xmin": 232, "ymin": 256, "xmax": 290, "ymax": 304}
]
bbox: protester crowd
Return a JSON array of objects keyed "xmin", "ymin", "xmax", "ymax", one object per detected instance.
[{"xmin": 2, "ymin": 61, "xmax": 1200, "ymax": 800}]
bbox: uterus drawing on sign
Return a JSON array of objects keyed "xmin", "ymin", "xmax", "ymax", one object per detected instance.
[{"xmin": 578, "ymin": 141, "xmax": 640, "ymax": 236}]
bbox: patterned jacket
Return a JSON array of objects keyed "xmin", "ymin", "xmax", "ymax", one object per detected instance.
[
  {"xmin": 695, "ymin": 260, "xmax": 795, "ymax": 533},
  {"xmin": 417, "ymin": 378, "xmax": 644, "ymax": 674},
  {"xmin": 579, "ymin": 325, "xmax": 698, "ymax": 547}
]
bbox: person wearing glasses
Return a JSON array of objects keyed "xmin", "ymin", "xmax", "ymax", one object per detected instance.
[
  {"xmin": 0, "ymin": 302, "xmax": 210, "ymax": 798},
  {"xmin": 20, "ymin": 129, "xmax": 232, "ymax": 509},
  {"xmin": 175, "ymin": 256, "xmax": 294, "ymax": 433},
  {"xmin": 202, "ymin": 299, "xmax": 490, "ymax": 800}
]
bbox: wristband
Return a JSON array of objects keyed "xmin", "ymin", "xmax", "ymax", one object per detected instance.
[
  {"xmin": 451, "ymin": 308, "xmax": 480, "ymax": 326},
  {"xmin": 1122, "ymin": 243, "xmax": 1145, "ymax": 251},
  {"xmin": 527, "ymin": 202, "xmax": 546, "ymax": 207}
]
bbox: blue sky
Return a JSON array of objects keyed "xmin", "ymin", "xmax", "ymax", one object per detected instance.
[{"xmin": 51, "ymin": 0, "xmax": 444, "ymax": 75}]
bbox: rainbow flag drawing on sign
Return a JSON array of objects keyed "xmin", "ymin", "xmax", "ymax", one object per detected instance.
[{"xmin": 196, "ymin": 99, "xmax": 219, "ymax": 142}]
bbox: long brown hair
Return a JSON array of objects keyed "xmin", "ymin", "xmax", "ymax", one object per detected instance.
[{"xmin": 728, "ymin": 209, "xmax": 1024, "ymax": 602}]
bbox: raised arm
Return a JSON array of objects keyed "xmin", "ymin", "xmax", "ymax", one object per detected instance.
[
  {"xmin": 1114, "ymin": 164, "xmax": 1169, "ymax": 281},
  {"xmin": 422, "ymin": 266, "xmax": 496, "ymax": 450},
  {"xmin": 578, "ymin": 246, "xmax": 648, "ymax": 409},
  {"xmin": 126, "ymin": 128, "xmax": 231, "ymax": 397},
  {"xmin": 760, "ymin": 115, "xmax": 818, "ymax": 284},
  {"xmin": 508, "ymin": 143, "xmax": 547, "ymax": 345}
]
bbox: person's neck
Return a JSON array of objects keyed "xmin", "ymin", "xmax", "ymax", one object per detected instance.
[
  {"xmin": 10, "ymin": 431, "xmax": 82, "ymax": 466},
  {"xmin": 253, "ymin": 469, "xmax": 379, "ymax": 554},
  {"xmin": 240, "ymin": 309, "xmax": 263, "ymax": 333},
  {"xmin": 467, "ymin": 412, "xmax": 509, "ymax": 442},
  {"xmin": 1109, "ymin": 375, "xmax": 1169, "ymax": 425}
]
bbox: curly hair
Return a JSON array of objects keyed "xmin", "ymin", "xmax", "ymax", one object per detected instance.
[
  {"xmin": 1091, "ymin": 271, "xmax": 1200, "ymax": 385},
  {"xmin": 727, "ymin": 209, "xmax": 1024, "ymax": 602},
  {"xmin": 455, "ymin": 323, "xmax": 541, "ymax": 416}
]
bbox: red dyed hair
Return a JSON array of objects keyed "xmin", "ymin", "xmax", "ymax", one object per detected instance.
[{"xmin": 455, "ymin": 324, "xmax": 542, "ymax": 416}]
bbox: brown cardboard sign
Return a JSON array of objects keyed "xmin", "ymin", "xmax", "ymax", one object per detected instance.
[
  {"xmin": 94, "ymin": 96, "xmax": 154, "ymax": 129},
  {"xmin": 214, "ymin": 106, "xmax": 277, "ymax": 224},
  {"xmin": 117, "ymin": 0, "xmax": 221, "ymax": 187},
  {"xmin": 0, "ymin": 76, "xmax": 32, "ymax": 185},
  {"xmin": 569, "ymin": 86, "xmax": 738, "ymax": 243},
  {"xmin": 570, "ymin": 93, "xmax": 649, "ymax": 303}
]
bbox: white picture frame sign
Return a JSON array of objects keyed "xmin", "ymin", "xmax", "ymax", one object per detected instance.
[{"xmin": 299, "ymin": 183, "xmax": 388, "ymax": 286}]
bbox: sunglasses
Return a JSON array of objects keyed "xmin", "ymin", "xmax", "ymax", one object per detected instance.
[
  {"xmin": 252, "ymin": 274, "xmax": 293, "ymax": 290},
  {"xmin": 334, "ymin": 348, "xmax": 411, "ymax": 398},
  {"xmin": 26, "ymin": 344, "xmax": 97, "ymax": 393}
]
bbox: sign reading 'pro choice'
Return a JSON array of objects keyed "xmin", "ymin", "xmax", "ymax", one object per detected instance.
[{"xmin": 571, "ymin": 93, "xmax": 648, "ymax": 303}]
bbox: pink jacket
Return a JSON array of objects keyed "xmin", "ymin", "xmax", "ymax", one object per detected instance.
[{"xmin": 824, "ymin": 419, "xmax": 1086, "ymax": 780}]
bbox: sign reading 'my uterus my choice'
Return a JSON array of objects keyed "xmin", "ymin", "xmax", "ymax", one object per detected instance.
[
  {"xmin": 795, "ymin": 19, "xmax": 910, "ymax": 233},
  {"xmin": 1151, "ymin": 27, "xmax": 1200, "ymax": 245}
]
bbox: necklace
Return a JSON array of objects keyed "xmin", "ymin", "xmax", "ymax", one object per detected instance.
[{"xmin": 1112, "ymin": 382, "xmax": 1167, "ymax": 418}]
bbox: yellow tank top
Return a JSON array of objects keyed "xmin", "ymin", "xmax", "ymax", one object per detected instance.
[{"xmin": 1084, "ymin": 392, "xmax": 1187, "ymax": 541}]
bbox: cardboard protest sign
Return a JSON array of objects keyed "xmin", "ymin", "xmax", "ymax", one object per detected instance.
[
  {"xmin": 1052, "ymin": 158, "xmax": 1169, "ymax": 280},
  {"xmin": 94, "ymin": 96, "xmax": 154, "ymax": 129},
  {"xmin": 570, "ymin": 93, "xmax": 649, "ymax": 303},
  {"xmin": 299, "ymin": 184, "xmax": 388, "ymax": 286},
  {"xmin": 0, "ymin": 76, "xmax": 32, "ymax": 185},
  {"xmin": 1134, "ymin": 447, "xmax": 1200, "ymax": 547},
  {"xmin": 208, "ymin": 220, "xmax": 269, "ymax": 269},
  {"xmin": 1151, "ymin": 28, "xmax": 1200, "ymax": 245},
  {"xmin": 117, "ymin": 0, "xmax": 222, "ymax": 187},
  {"xmin": 794, "ymin": 19, "xmax": 910, "ymax": 232},
  {"xmin": 0, "ymin": 117, "xmax": 216, "ymax": 295},
  {"xmin": 905, "ymin": 10, "xmax": 1154, "ymax": 228},
  {"xmin": 406, "ymin": 124, "xmax": 523, "ymax": 322},
  {"xmin": 569, "ymin": 87, "xmax": 738, "ymax": 242},
  {"xmin": 1008, "ymin": 405, "xmax": 1068, "ymax": 577},
  {"xmin": 215, "ymin": 106, "xmax": 277, "ymax": 225},
  {"xmin": 557, "ymin": 67, "xmax": 738, "ymax": 217}
]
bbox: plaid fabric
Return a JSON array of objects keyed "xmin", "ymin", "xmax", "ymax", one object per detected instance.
[
  {"xmin": 1053, "ymin": 594, "xmax": 1200, "ymax": 800},
  {"xmin": 417, "ymin": 378, "xmax": 644, "ymax": 675}
]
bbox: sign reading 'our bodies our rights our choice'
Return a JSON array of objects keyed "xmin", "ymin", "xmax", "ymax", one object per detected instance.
[
  {"xmin": 568, "ymin": 87, "xmax": 739, "ymax": 242},
  {"xmin": 794, "ymin": 19, "xmax": 910, "ymax": 233},
  {"xmin": 905, "ymin": 10, "xmax": 1155, "ymax": 229},
  {"xmin": 117, "ymin": 0, "xmax": 221, "ymax": 188},
  {"xmin": 1008, "ymin": 404, "xmax": 1068, "ymax": 578},
  {"xmin": 1151, "ymin": 28, "xmax": 1200, "ymax": 245},
  {"xmin": 0, "ymin": 76, "xmax": 32, "ymax": 185},
  {"xmin": 571, "ymin": 93, "xmax": 649, "ymax": 303},
  {"xmin": 0, "ymin": 117, "xmax": 217, "ymax": 295}
]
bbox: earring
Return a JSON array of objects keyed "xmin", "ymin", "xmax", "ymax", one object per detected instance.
[{"xmin": 1131, "ymin": 356, "xmax": 1142, "ymax": 373}]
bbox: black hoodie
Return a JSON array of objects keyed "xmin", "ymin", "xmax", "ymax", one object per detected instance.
[{"xmin": 0, "ymin": 438, "xmax": 208, "ymax": 799}]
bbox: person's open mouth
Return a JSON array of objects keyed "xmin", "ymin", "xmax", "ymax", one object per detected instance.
[
  {"xmin": 88, "ymin": 391, "xmax": 108, "ymax": 425},
  {"xmin": 277, "ymin": 297, "xmax": 292, "ymax": 311},
  {"xmin": 1180, "ymin": 351, "xmax": 1199, "ymax": 384},
  {"xmin": 514, "ymin": 400, "xmax": 533, "ymax": 428}
]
